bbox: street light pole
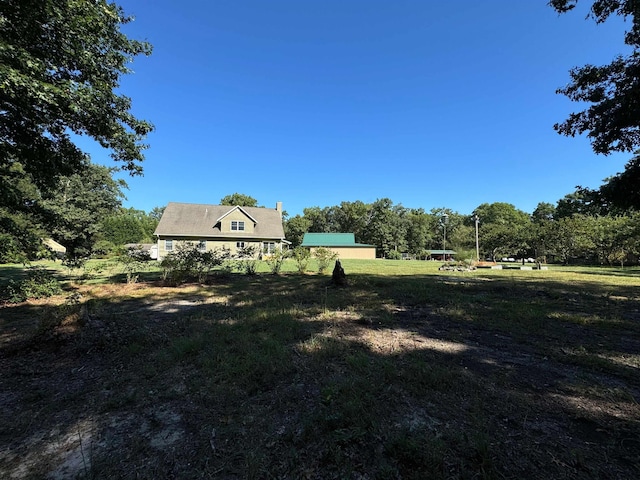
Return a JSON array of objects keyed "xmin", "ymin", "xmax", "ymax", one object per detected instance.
[{"xmin": 473, "ymin": 214, "xmax": 480, "ymax": 262}]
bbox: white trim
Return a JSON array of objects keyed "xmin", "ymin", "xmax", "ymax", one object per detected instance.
[
  {"xmin": 215, "ymin": 206, "xmax": 259, "ymax": 225},
  {"xmin": 231, "ymin": 220, "xmax": 245, "ymax": 231}
]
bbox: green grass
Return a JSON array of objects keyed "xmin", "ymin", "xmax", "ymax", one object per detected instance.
[{"xmin": 1, "ymin": 260, "xmax": 639, "ymax": 478}]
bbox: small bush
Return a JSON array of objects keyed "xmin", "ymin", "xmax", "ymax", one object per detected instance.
[
  {"xmin": 314, "ymin": 247, "xmax": 338, "ymax": 274},
  {"xmin": 2, "ymin": 267, "xmax": 62, "ymax": 303},
  {"xmin": 292, "ymin": 246, "xmax": 311, "ymax": 274},
  {"xmin": 118, "ymin": 246, "xmax": 151, "ymax": 283},
  {"xmin": 265, "ymin": 248, "xmax": 290, "ymax": 274},
  {"xmin": 235, "ymin": 245, "xmax": 259, "ymax": 275},
  {"xmin": 160, "ymin": 243, "xmax": 230, "ymax": 284},
  {"xmin": 386, "ymin": 250, "xmax": 402, "ymax": 260}
]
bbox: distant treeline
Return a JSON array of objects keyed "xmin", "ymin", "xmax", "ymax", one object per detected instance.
[{"xmin": 284, "ymin": 194, "xmax": 640, "ymax": 265}]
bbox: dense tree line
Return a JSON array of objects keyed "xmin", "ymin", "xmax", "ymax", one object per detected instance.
[{"xmin": 285, "ymin": 195, "xmax": 640, "ymax": 265}]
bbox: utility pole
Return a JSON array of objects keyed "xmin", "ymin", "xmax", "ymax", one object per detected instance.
[
  {"xmin": 473, "ymin": 214, "xmax": 480, "ymax": 262},
  {"xmin": 441, "ymin": 212, "xmax": 449, "ymax": 261}
]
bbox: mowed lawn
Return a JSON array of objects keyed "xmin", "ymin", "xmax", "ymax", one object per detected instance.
[{"xmin": 1, "ymin": 260, "xmax": 639, "ymax": 479}]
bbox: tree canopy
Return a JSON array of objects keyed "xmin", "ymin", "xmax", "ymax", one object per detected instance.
[
  {"xmin": 220, "ymin": 193, "xmax": 259, "ymax": 207},
  {"xmin": 0, "ymin": 0, "xmax": 153, "ymax": 183},
  {"xmin": 0, "ymin": 0, "xmax": 153, "ymax": 260},
  {"xmin": 551, "ymin": 0, "xmax": 640, "ymax": 155}
]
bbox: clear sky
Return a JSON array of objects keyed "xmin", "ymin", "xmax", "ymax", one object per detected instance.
[{"xmin": 82, "ymin": 0, "xmax": 633, "ymax": 217}]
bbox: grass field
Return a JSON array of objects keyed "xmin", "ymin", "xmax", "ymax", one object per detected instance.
[{"xmin": 1, "ymin": 259, "xmax": 639, "ymax": 479}]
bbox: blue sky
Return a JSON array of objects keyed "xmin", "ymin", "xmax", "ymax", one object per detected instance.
[{"xmin": 83, "ymin": 0, "xmax": 632, "ymax": 217}]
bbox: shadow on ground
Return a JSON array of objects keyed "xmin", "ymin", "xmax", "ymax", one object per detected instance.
[{"xmin": 1, "ymin": 272, "xmax": 639, "ymax": 479}]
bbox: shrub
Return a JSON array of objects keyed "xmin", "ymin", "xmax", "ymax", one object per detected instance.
[
  {"xmin": 386, "ymin": 250, "xmax": 402, "ymax": 260},
  {"xmin": 292, "ymin": 246, "xmax": 311, "ymax": 274},
  {"xmin": 160, "ymin": 243, "xmax": 230, "ymax": 284},
  {"xmin": 235, "ymin": 245, "xmax": 259, "ymax": 275},
  {"xmin": 2, "ymin": 266, "xmax": 62, "ymax": 303},
  {"xmin": 0, "ymin": 233, "xmax": 28, "ymax": 264},
  {"xmin": 314, "ymin": 247, "xmax": 338, "ymax": 274},
  {"xmin": 265, "ymin": 248, "xmax": 290, "ymax": 274},
  {"xmin": 118, "ymin": 246, "xmax": 151, "ymax": 283}
]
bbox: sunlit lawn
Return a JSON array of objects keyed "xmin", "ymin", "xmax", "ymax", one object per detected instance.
[{"xmin": 1, "ymin": 258, "xmax": 639, "ymax": 478}]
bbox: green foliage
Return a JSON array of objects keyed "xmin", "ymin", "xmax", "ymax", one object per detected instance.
[
  {"xmin": 234, "ymin": 245, "xmax": 260, "ymax": 275},
  {"xmin": 40, "ymin": 163, "xmax": 126, "ymax": 260},
  {"xmin": 2, "ymin": 266, "xmax": 62, "ymax": 303},
  {"xmin": 118, "ymin": 246, "xmax": 151, "ymax": 284},
  {"xmin": 551, "ymin": 1, "xmax": 640, "ymax": 155},
  {"xmin": 0, "ymin": 232, "xmax": 30, "ymax": 264},
  {"xmin": 284, "ymin": 214, "xmax": 311, "ymax": 248},
  {"xmin": 0, "ymin": 208, "xmax": 48, "ymax": 263},
  {"xmin": 551, "ymin": 1, "xmax": 640, "ymax": 209},
  {"xmin": 292, "ymin": 246, "xmax": 311, "ymax": 273},
  {"xmin": 472, "ymin": 203, "xmax": 533, "ymax": 261},
  {"xmin": 220, "ymin": 193, "xmax": 259, "ymax": 207},
  {"xmin": 0, "ymin": 0, "xmax": 152, "ymax": 262},
  {"xmin": 264, "ymin": 248, "xmax": 290, "ymax": 275},
  {"xmin": 364, "ymin": 198, "xmax": 398, "ymax": 257},
  {"xmin": 386, "ymin": 250, "xmax": 402, "ymax": 260},
  {"xmin": 314, "ymin": 247, "xmax": 338, "ymax": 274},
  {"xmin": 92, "ymin": 239, "xmax": 118, "ymax": 258},
  {"xmin": 599, "ymin": 154, "xmax": 640, "ymax": 211},
  {"xmin": 0, "ymin": 0, "xmax": 153, "ymax": 177},
  {"xmin": 160, "ymin": 243, "xmax": 230, "ymax": 284}
]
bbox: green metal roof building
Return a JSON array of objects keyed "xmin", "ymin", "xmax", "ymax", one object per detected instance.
[{"xmin": 301, "ymin": 233, "xmax": 376, "ymax": 259}]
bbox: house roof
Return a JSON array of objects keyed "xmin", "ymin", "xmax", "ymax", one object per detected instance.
[
  {"xmin": 301, "ymin": 233, "xmax": 374, "ymax": 247},
  {"xmin": 215, "ymin": 206, "xmax": 259, "ymax": 225},
  {"xmin": 428, "ymin": 249, "xmax": 457, "ymax": 255},
  {"xmin": 154, "ymin": 202, "xmax": 285, "ymax": 239}
]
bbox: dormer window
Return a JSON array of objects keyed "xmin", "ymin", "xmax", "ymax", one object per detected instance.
[{"xmin": 231, "ymin": 221, "xmax": 245, "ymax": 231}]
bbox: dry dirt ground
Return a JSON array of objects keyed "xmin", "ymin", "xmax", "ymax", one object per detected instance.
[{"xmin": 1, "ymin": 278, "xmax": 639, "ymax": 479}]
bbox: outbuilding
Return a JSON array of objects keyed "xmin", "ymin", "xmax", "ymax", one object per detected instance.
[{"xmin": 301, "ymin": 233, "xmax": 376, "ymax": 260}]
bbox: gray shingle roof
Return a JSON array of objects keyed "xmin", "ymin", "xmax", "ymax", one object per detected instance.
[{"xmin": 154, "ymin": 202, "xmax": 285, "ymax": 239}]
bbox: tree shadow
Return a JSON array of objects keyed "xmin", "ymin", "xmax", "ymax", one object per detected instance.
[{"xmin": 0, "ymin": 271, "xmax": 638, "ymax": 478}]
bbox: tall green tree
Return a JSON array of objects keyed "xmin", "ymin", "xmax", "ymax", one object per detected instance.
[
  {"xmin": 100, "ymin": 207, "xmax": 158, "ymax": 247},
  {"xmin": 0, "ymin": 0, "xmax": 153, "ymax": 184},
  {"xmin": 551, "ymin": 0, "xmax": 640, "ymax": 155},
  {"xmin": 220, "ymin": 193, "xmax": 259, "ymax": 207},
  {"xmin": 405, "ymin": 209, "xmax": 435, "ymax": 258},
  {"xmin": 0, "ymin": 0, "xmax": 152, "ymax": 260},
  {"xmin": 551, "ymin": 1, "xmax": 640, "ymax": 210},
  {"xmin": 40, "ymin": 163, "xmax": 126, "ymax": 259},
  {"xmin": 363, "ymin": 198, "xmax": 397, "ymax": 257},
  {"xmin": 547, "ymin": 214, "xmax": 596, "ymax": 264},
  {"xmin": 284, "ymin": 214, "xmax": 311, "ymax": 247},
  {"xmin": 472, "ymin": 203, "xmax": 532, "ymax": 261},
  {"xmin": 532, "ymin": 202, "xmax": 556, "ymax": 223},
  {"xmin": 531, "ymin": 202, "xmax": 557, "ymax": 261},
  {"xmin": 333, "ymin": 200, "xmax": 370, "ymax": 242},
  {"xmin": 303, "ymin": 206, "xmax": 331, "ymax": 233},
  {"xmin": 555, "ymin": 188, "xmax": 607, "ymax": 218},
  {"xmin": 149, "ymin": 206, "xmax": 166, "ymax": 222}
]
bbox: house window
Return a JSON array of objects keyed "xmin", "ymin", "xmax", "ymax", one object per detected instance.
[
  {"xmin": 198, "ymin": 240, "xmax": 206, "ymax": 252},
  {"xmin": 263, "ymin": 242, "xmax": 276, "ymax": 254},
  {"xmin": 231, "ymin": 221, "xmax": 245, "ymax": 231},
  {"xmin": 236, "ymin": 241, "xmax": 245, "ymax": 249},
  {"xmin": 165, "ymin": 239, "xmax": 173, "ymax": 252}
]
